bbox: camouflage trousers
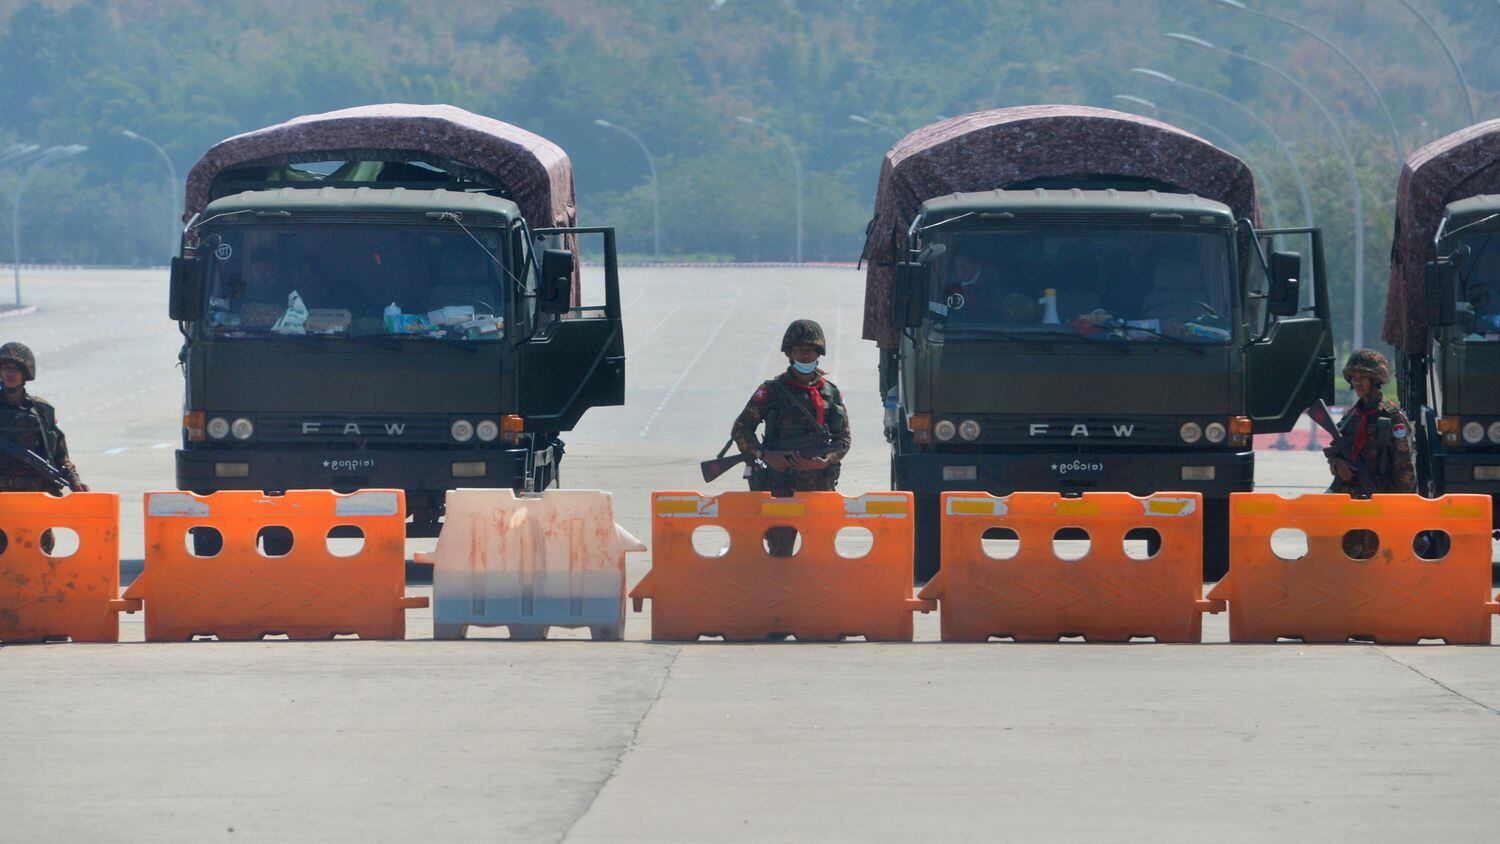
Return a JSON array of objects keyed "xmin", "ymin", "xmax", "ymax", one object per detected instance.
[{"xmin": 750, "ymin": 466, "xmax": 839, "ymax": 557}]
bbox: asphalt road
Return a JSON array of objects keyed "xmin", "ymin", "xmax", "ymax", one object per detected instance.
[{"xmin": 3, "ymin": 267, "xmax": 1499, "ymax": 842}]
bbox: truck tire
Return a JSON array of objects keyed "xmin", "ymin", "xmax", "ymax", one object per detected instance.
[
  {"xmin": 1202, "ymin": 498, "xmax": 1230, "ymax": 582},
  {"xmin": 914, "ymin": 494, "xmax": 942, "ymax": 584}
]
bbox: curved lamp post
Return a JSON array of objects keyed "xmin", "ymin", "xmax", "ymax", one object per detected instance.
[
  {"xmin": 1132, "ymin": 67, "xmax": 1313, "ymax": 228},
  {"xmin": 1395, "ymin": 0, "xmax": 1476, "ymax": 124},
  {"xmin": 849, "ymin": 114, "xmax": 902, "ymax": 140},
  {"xmin": 1210, "ymin": 0, "xmax": 1404, "ymax": 161},
  {"xmin": 121, "ymin": 129, "xmax": 181, "ymax": 261},
  {"xmin": 594, "ymin": 119, "xmax": 661, "ymax": 261},
  {"xmin": 11, "ymin": 145, "xmax": 87, "ymax": 306},
  {"xmin": 1164, "ymin": 33, "xmax": 1367, "ymax": 349},
  {"xmin": 0, "ymin": 144, "xmax": 41, "ymax": 170},
  {"xmin": 1112, "ymin": 94, "xmax": 1286, "ymax": 230},
  {"xmin": 736, "ymin": 115, "xmax": 803, "ymax": 264}
]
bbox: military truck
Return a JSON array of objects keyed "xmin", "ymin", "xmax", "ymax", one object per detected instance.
[
  {"xmin": 862, "ymin": 106, "xmax": 1335, "ymax": 580},
  {"xmin": 1385, "ymin": 118, "xmax": 1500, "ymax": 519},
  {"xmin": 169, "ymin": 104, "xmax": 624, "ymax": 539}
]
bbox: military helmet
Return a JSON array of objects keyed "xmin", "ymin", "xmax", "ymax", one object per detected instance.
[
  {"xmin": 1342, "ymin": 349, "xmax": 1390, "ymax": 385},
  {"xmin": 0, "ymin": 341, "xmax": 34, "ymax": 382},
  {"xmin": 781, "ymin": 319, "xmax": 826, "ymax": 355}
]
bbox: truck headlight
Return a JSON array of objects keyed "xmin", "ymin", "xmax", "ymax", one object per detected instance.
[
  {"xmin": 934, "ymin": 420, "xmax": 957, "ymax": 442},
  {"xmin": 476, "ymin": 420, "xmax": 500, "ymax": 442},
  {"xmin": 958, "ymin": 419, "xmax": 982, "ymax": 441},
  {"xmin": 451, "ymin": 419, "xmax": 475, "ymax": 442},
  {"xmin": 207, "ymin": 417, "xmax": 231, "ymax": 440},
  {"xmin": 1178, "ymin": 422, "xmax": 1203, "ymax": 444},
  {"xmin": 1463, "ymin": 421, "xmax": 1485, "ymax": 444},
  {"xmin": 1204, "ymin": 422, "xmax": 1226, "ymax": 444},
  {"xmin": 1488, "ymin": 422, "xmax": 1500, "ymax": 444},
  {"xmin": 230, "ymin": 417, "xmax": 254, "ymax": 440}
]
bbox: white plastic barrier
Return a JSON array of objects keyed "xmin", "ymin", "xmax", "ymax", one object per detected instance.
[{"xmin": 418, "ymin": 489, "xmax": 645, "ymax": 640}]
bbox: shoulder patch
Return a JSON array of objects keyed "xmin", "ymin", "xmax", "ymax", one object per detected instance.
[
  {"xmin": 751, "ymin": 385, "xmax": 769, "ymax": 403},
  {"xmin": 1393, "ymin": 422, "xmax": 1408, "ymax": 440}
]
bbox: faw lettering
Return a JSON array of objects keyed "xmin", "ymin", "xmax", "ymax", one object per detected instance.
[
  {"xmin": 384, "ymin": 422, "xmax": 406, "ymax": 436},
  {"xmin": 343, "ymin": 423, "xmax": 362, "ymax": 435},
  {"xmin": 302, "ymin": 422, "xmax": 321, "ymax": 434},
  {"xmin": 1027, "ymin": 422, "xmax": 1135, "ymax": 438},
  {"xmin": 299, "ymin": 421, "xmax": 408, "ymax": 436}
]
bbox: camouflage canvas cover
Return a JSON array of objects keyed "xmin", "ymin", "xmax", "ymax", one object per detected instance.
[
  {"xmin": 1383, "ymin": 118, "xmax": 1500, "ymax": 353},
  {"xmin": 861, "ymin": 105, "xmax": 1258, "ymax": 348},
  {"xmin": 184, "ymin": 103, "xmax": 576, "ymax": 231}
]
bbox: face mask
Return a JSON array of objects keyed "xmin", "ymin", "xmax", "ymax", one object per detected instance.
[{"xmin": 791, "ymin": 359, "xmax": 819, "ymax": 375}]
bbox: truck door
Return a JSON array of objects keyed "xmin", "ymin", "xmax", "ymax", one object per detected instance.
[
  {"xmin": 1244, "ymin": 227, "xmax": 1335, "ymax": 433},
  {"xmin": 516, "ymin": 227, "xmax": 626, "ymax": 431}
]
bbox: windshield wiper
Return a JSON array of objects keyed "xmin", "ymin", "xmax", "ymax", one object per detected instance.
[
  {"xmin": 1099, "ymin": 323, "xmax": 1206, "ymax": 354},
  {"xmin": 941, "ymin": 327, "xmax": 1054, "ymax": 352}
]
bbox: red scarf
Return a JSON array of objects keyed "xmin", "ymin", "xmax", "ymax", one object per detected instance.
[
  {"xmin": 1349, "ymin": 400, "xmax": 1379, "ymax": 457},
  {"xmin": 782, "ymin": 372, "xmax": 827, "ymax": 426}
]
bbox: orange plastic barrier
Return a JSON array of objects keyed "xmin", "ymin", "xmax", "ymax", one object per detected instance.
[
  {"xmin": 1208, "ymin": 493, "xmax": 1500, "ymax": 643},
  {"xmin": 1, "ymin": 492, "xmax": 137, "ymax": 643},
  {"xmin": 630, "ymin": 491, "xmax": 932, "ymax": 641},
  {"xmin": 124, "ymin": 490, "xmax": 427, "ymax": 641},
  {"xmin": 920, "ymin": 492, "xmax": 1221, "ymax": 642}
]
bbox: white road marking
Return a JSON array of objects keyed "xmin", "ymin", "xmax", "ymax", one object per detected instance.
[
  {"xmin": 152, "ymin": 442, "xmax": 174, "ymax": 449},
  {"xmin": 637, "ymin": 289, "xmax": 742, "ymax": 439},
  {"xmin": 103, "ymin": 447, "xmax": 128, "ymax": 455}
]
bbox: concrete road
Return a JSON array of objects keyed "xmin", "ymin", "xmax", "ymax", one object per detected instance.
[{"xmin": 3, "ymin": 268, "xmax": 1499, "ymax": 841}]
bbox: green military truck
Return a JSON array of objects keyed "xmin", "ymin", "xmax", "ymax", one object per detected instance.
[
  {"xmin": 1385, "ymin": 118, "xmax": 1500, "ymax": 520},
  {"xmin": 169, "ymin": 104, "xmax": 624, "ymax": 538},
  {"xmin": 862, "ymin": 106, "xmax": 1335, "ymax": 580}
]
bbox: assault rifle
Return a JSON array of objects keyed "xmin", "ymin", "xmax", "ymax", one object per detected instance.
[
  {"xmin": 0, "ymin": 432, "xmax": 76, "ymax": 493},
  {"xmin": 1307, "ymin": 399, "xmax": 1377, "ymax": 496},
  {"xmin": 700, "ymin": 433, "xmax": 841, "ymax": 483}
]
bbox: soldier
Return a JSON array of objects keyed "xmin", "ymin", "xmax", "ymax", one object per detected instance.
[
  {"xmin": 731, "ymin": 320, "xmax": 851, "ymax": 556},
  {"xmin": 0, "ymin": 341, "xmax": 86, "ymax": 493},
  {"xmin": 1325, "ymin": 349, "xmax": 1414, "ymax": 558}
]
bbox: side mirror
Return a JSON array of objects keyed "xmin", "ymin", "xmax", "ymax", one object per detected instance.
[
  {"xmin": 1426, "ymin": 259, "xmax": 1458, "ymax": 328},
  {"xmin": 894, "ymin": 262, "xmax": 929, "ymax": 328},
  {"xmin": 169, "ymin": 256, "xmax": 202, "ymax": 322},
  {"xmin": 538, "ymin": 248, "xmax": 573, "ymax": 315},
  {"xmin": 1267, "ymin": 250, "xmax": 1301, "ymax": 317}
]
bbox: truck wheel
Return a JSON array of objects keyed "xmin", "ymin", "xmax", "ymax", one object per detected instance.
[
  {"xmin": 914, "ymin": 495, "xmax": 942, "ymax": 584},
  {"xmin": 1202, "ymin": 498, "xmax": 1230, "ymax": 582}
]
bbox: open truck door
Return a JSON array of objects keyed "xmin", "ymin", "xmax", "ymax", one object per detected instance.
[
  {"xmin": 517, "ymin": 227, "xmax": 626, "ymax": 431},
  {"xmin": 1243, "ymin": 227, "xmax": 1335, "ymax": 433}
]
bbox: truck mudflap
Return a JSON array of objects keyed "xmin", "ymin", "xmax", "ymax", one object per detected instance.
[
  {"xmin": 892, "ymin": 450, "xmax": 1253, "ymax": 497},
  {"xmin": 176, "ymin": 445, "xmax": 545, "ymax": 493}
]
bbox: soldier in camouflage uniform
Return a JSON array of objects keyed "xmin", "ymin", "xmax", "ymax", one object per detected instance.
[
  {"xmin": 1325, "ymin": 350, "xmax": 1415, "ymax": 558},
  {"xmin": 730, "ymin": 320, "xmax": 852, "ymax": 555},
  {"xmin": 0, "ymin": 342, "xmax": 86, "ymax": 493}
]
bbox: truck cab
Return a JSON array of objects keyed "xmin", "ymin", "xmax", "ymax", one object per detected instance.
[{"xmin": 887, "ymin": 188, "xmax": 1333, "ymax": 579}]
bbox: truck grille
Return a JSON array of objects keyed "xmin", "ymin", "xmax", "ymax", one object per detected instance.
[{"xmin": 253, "ymin": 413, "xmax": 452, "ymax": 445}]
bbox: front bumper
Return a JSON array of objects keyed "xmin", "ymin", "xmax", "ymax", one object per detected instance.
[
  {"xmin": 176, "ymin": 446, "xmax": 543, "ymax": 494},
  {"xmin": 893, "ymin": 449, "xmax": 1253, "ymax": 498}
]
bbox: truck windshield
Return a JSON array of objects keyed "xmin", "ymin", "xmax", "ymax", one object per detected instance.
[
  {"xmin": 197, "ymin": 223, "xmax": 510, "ymax": 341},
  {"xmin": 1456, "ymin": 229, "xmax": 1500, "ymax": 341},
  {"xmin": 926, "ymin": 227, "xmax": 1234, "ymax": 345}
]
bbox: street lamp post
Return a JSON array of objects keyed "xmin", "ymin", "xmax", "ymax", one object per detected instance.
[
  {"xmin": 0, "ymin": 144, "xmax": 41, "ymax": 170},
  {"xmin": 1211, "ymin": 0, "xmax": 1405, "ymax": 161},
  {"xmin": 736, "ymin": 116, "xmax": 803, "ymax": 264},
  {"xmin": 593, "ymin": 119, "xmax": 660, "ymax": 261},
  {"xmin": 1132, "ymin": 67, "xmax": 1314, "ymax": 229},
  {"xmin": 1395, "ymin": 0, "xmax": 1476, "ymax": 125},
  {"xmin": 1112, "ymin": 94, "xmax": 1286, "ymax": 230},
  {"xmin": 849, "ymin": 114, "xmax": 902, "ymax": 140},
  {"xmin": 11, "ymin": 145, "xmax": 86, "ymax": 307},
  {"xmin": 121, "ymin": 129, "xmax": 180, "ymax": 261},
  {"xmin": 1163, "ymin": 33, "xmax": 1368, "ymax": 349}
]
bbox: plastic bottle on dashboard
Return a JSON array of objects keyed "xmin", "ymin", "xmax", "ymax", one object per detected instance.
[
  {"xmin": 1039, "ymin": 288, "xmax": 1060, "ymax": 324},
  {"xmin": 383, "ymin": 302, "xmax": 401, "ymax": 332}
]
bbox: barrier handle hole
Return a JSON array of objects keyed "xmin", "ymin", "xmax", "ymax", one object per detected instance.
[
  {"xmin": 1413, "ymin": 530, "xmax": 1451, "ymax": 561},
  {"xmin": 1123, "ymin": 527, "xmax": 1162, "ymax": 561},
  {"xmin": 187, "ymin": 527, "xmax": 224, "ymax": 558},
  {"xmin": 835, "ymin": 526, "xmax": 874, "ymax": 559},
  {"xmin": 1341, "ymin": 529, "xmax": 1379, "ymax": 561},
  {"xmin": 41, "ymin": 527, "xmax": 80, "ymax": 559},
  {"xmin": 981, "ymin": 526, "xmax": 1020, "ymax": 560},
  {"xmin": 1051, "ymin": 527, "xmax": 1091, "ymax": 561},
  {"xmin": 0, "ymin": 528, "xmax": 8, "ymax": 557},
  {"xmin": 690, "ymin": 525, "xmax": 732, "ymax": 558},
  {"xmin": 326, "ymin": 525, "xmax": 367, "ymax": 557},
  {"xmin": 256, "ymin": 526, "xmax": 295, "ymax": 558},
  {"xmin": 1270, "ymin": 528, "xmax": 1309, "ymax": 561},
  {"xmin": 763, "ymin": 526, "xmax": 801, "ymax": 558}
]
